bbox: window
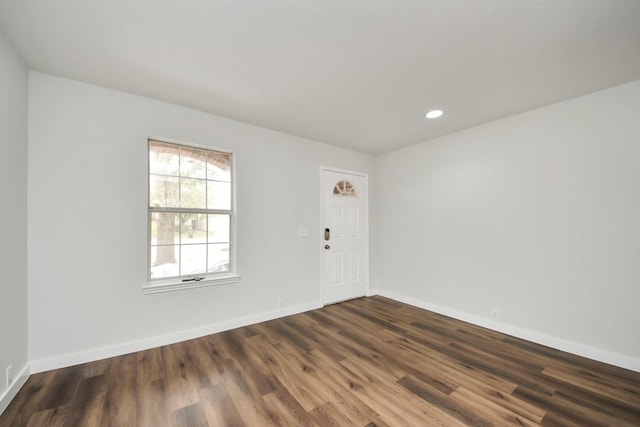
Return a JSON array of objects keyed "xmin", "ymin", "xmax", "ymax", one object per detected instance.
[
  {"xmin": 146, "ymin": 139, "xmax": 239, "ymax": 293},
  {"xmin": 333, "ymin": 180, "xmax": 356, "ymax": 197}
]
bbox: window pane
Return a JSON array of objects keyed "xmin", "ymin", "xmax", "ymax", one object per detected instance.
[
  {"xmin": 208, "ymin": 214, "xmax": 230, "ymax": 243},
  {"xmin": 148, "ymin": 140, "xmax": 234, "ymax": 283},
  {"xmin": 180, "ymin": 178, "xmax": 206, "ymax": 208},
  {"xmin": 150, "ymin": 245, "xmax": 179, "ymax": 279},
  {"xmin": 151, "ymin": 212, "xmax": 178, "ymax": 246},
  {"xmin": 150, "ymin": 175, "xmax": 179, "ymax": 207},
  {"xmin": 149, "ymin": 141, "xmax": 179, "ymax": 176},
  {"xmin": 207, "ymin": 152, "xmax": 231, "ymax": 182},
  {"xmin": 207, "ymin": 180, "xmax": 231, "ymax": 210},
  {"xmin": 180, "ymin": 214, "xmax": 207, "ymax": 244},
  {"xmin": 208, "ymin": 243, "xmax": 230, "ymax": 273},
  {"xmin": 181, "ymin": 244, "xmax": 207, "ymax": 275},
  {"xmin": 180, "ymin": 147, "xmax": 206, "ymax": 179}
]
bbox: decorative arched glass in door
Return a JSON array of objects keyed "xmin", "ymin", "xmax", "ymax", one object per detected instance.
[{"xmin": 333, "ymin": 180, "xmax": 356, "ymax": 197}]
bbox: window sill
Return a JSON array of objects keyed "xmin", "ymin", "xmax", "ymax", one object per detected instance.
[{"xmin": 143, "ymin": 274, "xmax": 241, "ymax": 294}]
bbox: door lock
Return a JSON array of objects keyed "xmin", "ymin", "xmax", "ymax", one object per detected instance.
[{"xmin": 324, "ymin": 244, "xmax": 331, "ymax": 250}]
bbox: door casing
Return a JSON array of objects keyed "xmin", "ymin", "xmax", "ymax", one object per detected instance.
[{"xmin": 320, "ymin": 166, "xmax": 369, "ymax": 305}]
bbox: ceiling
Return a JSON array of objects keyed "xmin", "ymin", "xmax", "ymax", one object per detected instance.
[{"xmin": 1, "ymin": 1, "xmax": 639, "ymax": 154}]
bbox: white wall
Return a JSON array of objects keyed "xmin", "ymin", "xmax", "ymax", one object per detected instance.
[
  {"xmin": 22, "ymin": 70, "xmax": 640, "ymax": 374},
  {"xmin": 373, "ymin": 80, "xmax": 640, "ymax": 370},
  {"xmin": 28, "ymin": 72, "xmax": 373, "ymax": 368},
  {"xmin": 0, "ymin": 31, "xmax": 29, "ymax": 410}
]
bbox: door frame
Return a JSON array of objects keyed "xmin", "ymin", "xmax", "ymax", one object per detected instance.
[{"xmin": 319, "ymin": 166, "xmax": 370, "ymax": 305}]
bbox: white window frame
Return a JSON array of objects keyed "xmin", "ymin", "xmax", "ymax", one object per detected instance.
[{"xmin": 144, "ymin": 137, "xmax": 240, "ymax": 294}]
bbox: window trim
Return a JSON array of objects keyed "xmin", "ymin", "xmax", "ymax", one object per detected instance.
[
  {"xmin": 145, "ymin": 137, "xmax": 240, "ymax": 294},
  {"xmin": 143, "ymin": 273, "xmax": 241, "ymax": 294}
]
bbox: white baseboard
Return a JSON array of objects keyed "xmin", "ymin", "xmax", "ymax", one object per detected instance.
[
  {"xmin": 30, "ymin": 301, "xmax": 323, "ymax": 374},
  {"xmin": 374, "ymin": 289, "xmax": 640, "ymax": 373},
  {"xmin": 25, "ymin": 290, "xmax": 640, "ymax": 376},
  {"xmin": 0, "ymin": 363, "xmax": 30, "ymax": 416}
]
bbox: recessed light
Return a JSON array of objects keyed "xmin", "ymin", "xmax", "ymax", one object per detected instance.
[{"xmin": 426, "ymin": 109, "xmax": 443, "ymax": 119}]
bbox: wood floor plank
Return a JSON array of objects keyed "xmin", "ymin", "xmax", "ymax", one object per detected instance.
[
  {"xmin": 170, "ymin": 402, "xmax": 209, "ymax": 427},
  {"xmin": 65, "ymin": 374, "xmax": 107, "ymax": 427},
  {"xmin": 376, "ymin": 328, "xmax": 518, "ymax": 395},
  {"xmin": 135, "ymin": 379, "xmax": 171, "ymax": 427},
  {"xmin": 339, "ymin": 355, "xmax": 467, "ymax": 426},
  {"xmin": 308, "ymin": 348, "xmax": 388, "ymax": 426},
  {"xmin": 2, "ymin": 296, "xmax": 639, "ymax": 426},
  {"xmin": 38, "ymin": 365, "xmax": 84, "ymax": 411},
  {"xmin": 542, "ymin": 365, "xmax": 640, "ymax": 405},
  {"xmin": 216, "ymin": 357, "xmax": 279, "ymax": 426},
  {"xmin": 539, "ymin": 411, "xmax": 585, "ymax": 427},
  {"xmin": 451, "ymin": 386, "xmax": 542, "ymax": 426},
  {"xmin": 161, "ymin": 344, "xmax": 201, "ymax": 412},
  {"xmin": 261, "ymin": 383, "xmax": 316, "ymax": 425},
  {"xmin": 244, "ymin": 333, "xmax": 331, "ymax": 411},
  {"xmin": 0, "ymin": 370, "xmax": 58, "ymax": 426},
  {"xmin": 307, "ymin": 400, "xmax": 365, "ymax": 426},
  {"xmin": 216, "ymin": 329, "xmax": 278, "ymax": 396},
  {"xmin": 550, "ymin": 386, "xmax": 640, "ymax": 425},
  {"xmin": 136, "ymin": 347, "xmax": 164, "ymax": 383},
  {"xmin": 305, "ymin": 308, "xmax": 408, "ymax": 379},
  {"xmin": 513, "ymin": 384, "xmax": 632, "ymax": 427},
  {"xmin": 443, "ymin": 341, "xmax": 559, "ymax": 396},
  {"xmin": 198, "ymin": 383, "xmax": 245, "ymax": 427},
  {"xmin": 292, "ymin": 313, "xmax": 349, "ymax": 362},
  {"xmin": 102, "ymin": 352, "xmax": 138, "ymax": 427},
  {"xmin": 396, "ymin": 374, "xmax": 495, "ymax": 426},
  {"xmin": 544, "ymin": 390, "xmax": 640, "ymax": 427},
  {"xmin": 25, "ymin": 406, "xmax": 69, "ymax": 427}
]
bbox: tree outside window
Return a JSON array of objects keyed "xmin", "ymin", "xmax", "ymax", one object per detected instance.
[{"xmin": 148, "ymin": 140, "xmax": 233, "ymax": 281}]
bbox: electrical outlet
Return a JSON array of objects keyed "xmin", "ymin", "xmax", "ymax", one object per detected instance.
[
  {"xmin": 491, "ymin": 309, "xmax": 500, "ymax": 321},
  {"xmin": 6, "ymin": 365, "xmax": 13, "ymax": 388},
  {"xmin": 277, "ymin": 298, "xmax": 284, "ymax": 309}
]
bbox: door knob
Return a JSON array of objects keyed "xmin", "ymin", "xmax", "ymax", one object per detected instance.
[{"xmin": 324, "ymin": 244, "xmax": 331, "ymax": 250}]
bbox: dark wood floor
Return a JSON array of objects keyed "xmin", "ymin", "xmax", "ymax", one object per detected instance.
[{"xmin": 2, "ymin": 297, "xmax": 639, "ymax": 426}]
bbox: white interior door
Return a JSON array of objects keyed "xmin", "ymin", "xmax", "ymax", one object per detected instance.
[{"xmin": 322, "ymin": 168, "xmax": 368, "ymax": 304}]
